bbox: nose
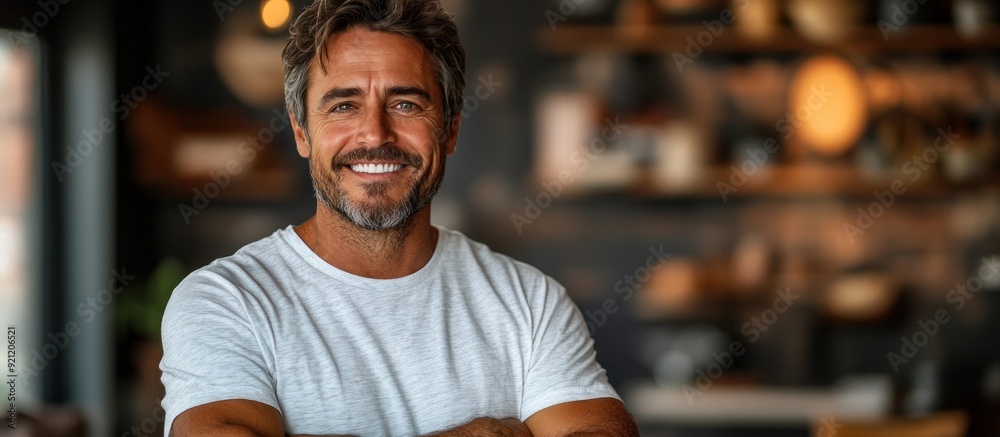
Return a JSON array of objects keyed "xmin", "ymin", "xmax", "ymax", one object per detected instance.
[{"xmin": 355, "ymin": 106, "xmax": 396, "ymax": 148}]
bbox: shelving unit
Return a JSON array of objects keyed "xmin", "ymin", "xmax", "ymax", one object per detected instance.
[
  {"xmin": 554, "ymin": 164, "xmax": 999, "ymax": 200},
  {"xmin": 538, "ymin": 24, "xmax": 1000, "ymax": 54},
  {"xmin": 535, "ymin": 20, "xmax": 1000, "ymax": 200},
  {"xmin": 529, "ymin": 14, "xmax": 1000, "ymax": 432}
]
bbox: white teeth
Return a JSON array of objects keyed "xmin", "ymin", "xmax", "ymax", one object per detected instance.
[{"xmin": 350, "ymin": 163, "xmax": 403, "ymax": 174}]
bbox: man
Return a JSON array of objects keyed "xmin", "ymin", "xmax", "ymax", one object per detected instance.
[{"xmin": 159, "ymin": 0, "xmax": 639, "ymax": 435}]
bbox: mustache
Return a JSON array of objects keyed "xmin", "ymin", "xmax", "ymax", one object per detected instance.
[{"xmin": 334, "ymin": 146, "xmax": 422, "ymax": 168}]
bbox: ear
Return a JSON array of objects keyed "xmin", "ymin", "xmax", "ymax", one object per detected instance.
[
  {"xmin": 444, "ymin": 115, "xmax": 461, "ymax": 157},
  {"xmin": 289, "ymin": 111, "xmax": 311, "ymax": 158}
]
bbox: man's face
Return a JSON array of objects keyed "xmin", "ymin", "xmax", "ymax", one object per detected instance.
[{"xmin": 291, "ymin": 28, "xmax": 459, "ymax": 230}]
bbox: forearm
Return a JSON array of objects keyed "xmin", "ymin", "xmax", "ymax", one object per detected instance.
[
  {"xmin": 172, "ymin": 424, "xmax": 270, "ymax": 437},
  {"xmin": 564, "ymin": 411, "xmax": 639, "ymax": 437},
  {"xmin": 287, "ymin": 417, "xmax": 528, "ymax": 437},
  {"xmin": 545, "ymin": 421, "xmax": 638, "ymax": 437},
  {"xmin": 286, "ymin": 430, "xmax": 357, "ymax": 437},
  {"xmin": 524, "ymin": 398, "xmax": 640, "ymax": 437},
  {"xmin": 562, "ymin": 423, "xmax": 639, "ymax": 437},
  {"xmin": 290, "ymin": 410, "xmax": 638, "ymax": 437},
  {"xmin": 424, "ymin": 417, "xmax": 532, "ymax": 437},
  {"xmin": 287, "ymin": 434, "xmax": 358, "ymax": 436}
]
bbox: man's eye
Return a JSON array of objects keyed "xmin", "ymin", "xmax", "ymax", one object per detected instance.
[
  {"xmin": 397, "ymin": 102, "xmax": 417, "ymax": 111},
  {"xmin": 332, "ymin": 103, "xmax": 353, "ymax": 112}
]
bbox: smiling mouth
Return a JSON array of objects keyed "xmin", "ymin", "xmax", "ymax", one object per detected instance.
[{"xmin": 348, "ymin": 163, "xmax": 405, "ymax": 174}]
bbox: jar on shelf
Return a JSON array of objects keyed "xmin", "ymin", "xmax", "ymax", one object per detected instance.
[{"xmin": 954, "ymin": 0, "xmax": 995, "ymax": 40}]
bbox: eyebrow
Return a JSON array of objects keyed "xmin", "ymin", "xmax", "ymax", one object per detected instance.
[
  {"xmin": 317, "ymin": 86, "xmax": 432, "ymax": 109},
  {"xmin": 387, "ymin": 86, "xmax": 431, "ymax": 102}
]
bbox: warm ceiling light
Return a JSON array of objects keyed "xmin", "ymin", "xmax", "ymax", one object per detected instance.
[
  {"xmin": 788, "ymin": 55, "xmax": 867, "ymax": 157},
  {"xmin": 261, "ymin": 0, "xmax": 291, "ymax": 30}
]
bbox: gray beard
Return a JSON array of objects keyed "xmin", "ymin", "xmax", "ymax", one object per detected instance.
[{"xmin": 311, "ymin": 162, "xmax": 444, "ymax": 231}]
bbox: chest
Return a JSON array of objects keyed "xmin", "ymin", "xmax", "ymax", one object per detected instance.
[{"xmin": 265, "ymin": 286, "xmax": 527, "ymax": 435}]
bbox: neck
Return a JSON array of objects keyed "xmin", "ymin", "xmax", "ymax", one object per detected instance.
[{"xmin": 294, "ymin": 203, "xmax": 438, "ymax": 279}]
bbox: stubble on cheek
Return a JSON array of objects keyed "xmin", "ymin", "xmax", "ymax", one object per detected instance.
[{"xmin": 309, "ymin": 156, "xmax": 337, "ymax": 210}]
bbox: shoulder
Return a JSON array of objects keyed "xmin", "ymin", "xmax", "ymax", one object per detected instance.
[
  {"xmin": 166, "ymin": 227, "xmax": 298, "ymax": 313},
  {"xmin": 200, "ymin": 227, "xmax": 298, "ymax": 282}
]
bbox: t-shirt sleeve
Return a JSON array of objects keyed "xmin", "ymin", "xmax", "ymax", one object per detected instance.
[
  {"xmin": 519, "ymin": 275, "xmax": 621, "ymax": 420},
  {"xmin": 159, "ymin": 270, "xmax": 279, "ymax": 436}
]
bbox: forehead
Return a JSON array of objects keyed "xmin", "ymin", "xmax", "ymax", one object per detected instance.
[{"xmin": 309, "ymin": 28, "xmax": 438, "ymax": 93}]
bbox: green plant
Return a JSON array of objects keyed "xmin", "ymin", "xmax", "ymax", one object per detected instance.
[{"xmin": 117, "ymin": 257, "xmax": 186, "ymax": 340}]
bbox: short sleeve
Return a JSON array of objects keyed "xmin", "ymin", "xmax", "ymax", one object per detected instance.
[
  {"xmin": 160, "ymin": 270, "xmax": 279, "ymax": 436},
  {"xmin": 519, "ymin": 276, "xmax": 621, "ymax": 420}
]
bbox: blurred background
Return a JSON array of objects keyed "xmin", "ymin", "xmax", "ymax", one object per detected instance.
[{"xmin": 3, "ymin": 0, "xmax": 1000, "ymax": 435}]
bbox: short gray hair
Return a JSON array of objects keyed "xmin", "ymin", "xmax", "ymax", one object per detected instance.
[{"xmin": 282, "ymin": 0, "xmax": 466, "ymax": 133}]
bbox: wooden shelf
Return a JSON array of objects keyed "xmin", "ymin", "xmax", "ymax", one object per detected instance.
[
  {"xmin": 556, "ymin": 164, "xmax": 995, "ymax": 200},
  {"xmin": 537, "ymin": 25, "xmax": 1000, "ymax": 55},
  {"xmin": 625, "ymin": 383, "xmax": 887, "ymax": 427}
]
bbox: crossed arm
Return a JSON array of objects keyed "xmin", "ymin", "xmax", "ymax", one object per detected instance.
[{"xmin": 170, "ymin": 397, "xmax": 639, "ymax": 437}]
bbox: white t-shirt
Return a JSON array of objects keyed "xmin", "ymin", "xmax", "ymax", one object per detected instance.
[{"xmin": 160, "ymin": 225, "xmax": 619, "ymax": 436}]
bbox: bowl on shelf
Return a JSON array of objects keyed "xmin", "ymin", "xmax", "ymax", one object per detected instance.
[
  {"xmin": 787, "ymin": 0, "xmax": 866, "ymax": 44},
  {"xmin": 617, "ymin": 0, "xmax": 661, "ymax": 40},
  {"xmin": 653, "ymin": 0, "xmax": 727, "ymax": 20},
  {"xmin": 733, "ymin": 0, "xmax": 781, "ymax": 41},
  {"xmin": 954, "ymin": 0, "xmax": 996, "ymax": 40}
]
